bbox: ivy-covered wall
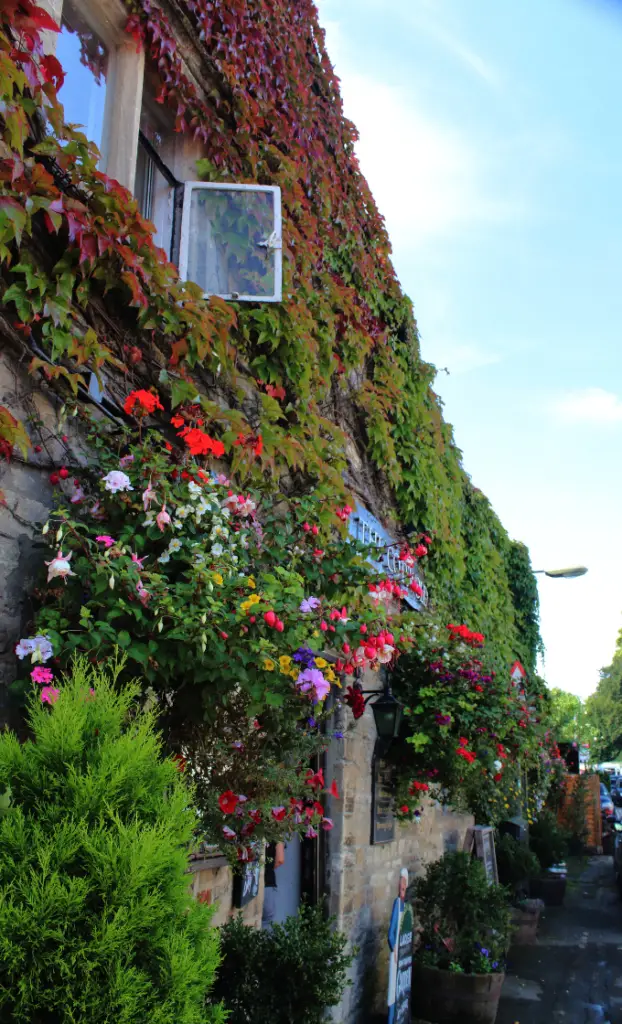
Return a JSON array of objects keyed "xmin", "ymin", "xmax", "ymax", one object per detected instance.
[{"xmin": 0, "ymin": 0, "xmax": 541, "ymax": 678}]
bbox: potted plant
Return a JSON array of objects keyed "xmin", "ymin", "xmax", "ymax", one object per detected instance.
[
  {"xmin": 410, "ymin": 851, "xmax": 511, "ymax": 1024},
  {"xmin": 495, "ymin": 832, "xmax": 543, "ymax": 944},
  {"xmin": 528, "ymin": 811, "xmax": 570, "ymax": 906}
]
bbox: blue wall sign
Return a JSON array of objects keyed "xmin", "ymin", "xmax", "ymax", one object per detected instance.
[{"xmin": 347, "ymin": 504, "xmax": 428, "ymax": 611}]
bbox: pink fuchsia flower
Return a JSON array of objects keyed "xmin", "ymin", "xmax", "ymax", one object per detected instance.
[
  {"xmin": 216, "ymin": 473, "xmax": 230, "ymax": 486},
  {"xmin": 376, "ymin": 644, "xmax": 395, "ymax": 665},
  {"xmin": 222, "ymin": 826, "xmax": 237, "ymax": 840},
  {"xmin": 119, "ymin": 454, "xmax": 135, "ymax": 468},
  {"xmin": 142, "ymin": 481, "xmax": 156, "ymax": 511},
  {"xmin": 136, "ymin": 584, "xmax": 150, "ymax": 607},
  {"xmin": 31, "ymin": 666, "xmax": 53, "ymax": 684},
  {"xmin": 45, "ymin": 550, "xmax": 75, "ymax": 583},
  {"xmin": 271, "ymin": 806, "xmax": 287, "ymax": 822},
  {"xmin": 102, "ymin": 470, "xmax": 133, "ymax": 493},
  {"xmin": 70, "ymin": 485, "xmax": 85, "ymax": 504},
  {"xmin": 321, "ymin": 817, "xmax": 334, "ymax": 831},
  {"xmin": 305, "ymin": 825, "xmax": 318, "ymax": 839},
  {"xmin": 156, "ymin": 505, "xmax": 171, "ymax": 532},
  {"xmin": 296, "ymin": 668, "xmax": 331, "ymax": 702},
  {"xmin": 300, "ymin": 596, "xmax": 321, "ymax": 614},
  {"xmin": 131, "ymin": 553, "xmax": 147, "ymax": 569},
  {"xmin": 96, "ymin": 535, "xmax": 116, "ymax": 548},
  {"xmin": 40, "ymin": 686, "xmax": 60, "ymax": 705}
]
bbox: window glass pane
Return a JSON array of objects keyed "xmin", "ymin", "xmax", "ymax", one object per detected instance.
[
  {"xmin": 135, "ymin": 142, "xmax": 174, "ymax": 254},
  {"xmin": 56, "ymin": 0, "xmax": 108, "ymax": 150},
  {"xmin": 186, "ymin": 189, "xmax": 276, "ymax": 298},
  {"xmin": 135, "ymin": 98, "xmax": 176, "ymax": 256}
]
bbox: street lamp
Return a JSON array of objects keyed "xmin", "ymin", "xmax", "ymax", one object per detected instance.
[
  {"xmin": 353, "ymin": 676, "xmax": 404, "ymax": 747},
  {"xmin": 532, "ymin": 566, "xmax": 588, "ymax": 578}
]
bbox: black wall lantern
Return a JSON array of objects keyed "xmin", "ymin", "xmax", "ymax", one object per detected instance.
[{"xmin": 354, "ymin": 675, "xmax": 404, "ymax": 750}]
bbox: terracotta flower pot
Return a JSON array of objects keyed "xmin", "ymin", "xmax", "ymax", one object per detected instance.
[
  {"xmin": 411, "ymin": 963, "xmax": 505, "ymax": 1024},
  {"xmin": 529, "ymin": 874, "xmax": 566, "ymax": 906},
  {"xmin": 510, "ymin": 901, "xmax": 541, "ymax": 945}
]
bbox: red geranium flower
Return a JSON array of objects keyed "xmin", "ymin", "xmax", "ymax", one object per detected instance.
[
  {"xmin": 218, "ymin": 790, "xmax": 239, "ymax": 815},
  {"xmin": 123, "ymin": 389, "xmax": 164, "ymax": 417},
  {"xmin": 178, "ymin": 426, "xmax": 225, "ymax": 458}
]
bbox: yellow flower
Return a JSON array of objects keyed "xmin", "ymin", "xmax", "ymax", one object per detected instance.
[
  {"xmin": 247, "ymin": 577, "xmax": 256, "ymax": 589},
  {"xmin": 279, "ymin": 655, "xmax": 292, "ymax": 673},
  {"xmin": 315, "ymin": 657, "xmax": 328, "ymax": 669},
  {"xmin": 240, "ymin": 599, "xmax": 253, "ymax": 614},
  {"xmin": 263, "ymin": 658, "xmax": 276, "ymax": 672},
  {"xmin": 213, "ymin": 572, "xmax": 224, "ymax": 586},
  {"xmin": 325, "ymin": 668, "xmax": 336, "ymax": 682},
  {"xmin": 248, "ymin": 593, "xmax": 260, "ymax": 605},
  {"xmin": 312, "ymin": 630, "xmax": 319, "ymax": 638}
]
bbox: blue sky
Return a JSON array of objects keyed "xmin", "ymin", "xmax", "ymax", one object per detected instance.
[{"xmin": 318, "ymin": 0, "xmax": 622, "ymax": 699}]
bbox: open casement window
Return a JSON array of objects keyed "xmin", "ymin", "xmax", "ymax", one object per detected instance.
[{"xmin": 178, "ymin": 183, "xmax": 282, "ymax": 302}]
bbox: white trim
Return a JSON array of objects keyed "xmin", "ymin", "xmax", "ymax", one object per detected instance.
[{"xmin": 178, "ymin": 182, "xmax": 282, "ymax": 303}]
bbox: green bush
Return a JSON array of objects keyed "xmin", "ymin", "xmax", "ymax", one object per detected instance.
[
  {"xmin": 0, "ymin": 657, "xmax": 224, "ymax": 1024},
  {"xmin": 529, "ymin": 810, "xmax": 570, "ymax": 871},
  {"xmin": 211, "ymin": 903, "xmax": 353, "ymax": 1024},
  {"xmin": 411, "ymin": 852, "xmax": 511, "ymax": 975},
  {"xmin": 495, "ymin": 833, "xmax": 540, "ymax": 892}
]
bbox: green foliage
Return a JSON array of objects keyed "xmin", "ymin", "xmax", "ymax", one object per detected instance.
[
  {"xmin": 0, "ymin": 2, "xmax": 542, "ymax": 695},
  {"xmin": 210, "ymin": 904, "xmax": 353, "ymax": 1024},
  {"xmin": 495, "ymin": 833, "xmax": 540, "ymax": 891},
  {"xmin": 529, "ymin": 810, "xmax": 570, "ymax": 871},
  {"xmin": 411, "ymin": 852, "xmax": 511, "ymax": 974},
  {"xmin": 548, "ymin": 688, "xmax": 587, "ymax": 744},
  {"xmin": 0, "ymin": 657, "xmax": 224, "ymax": 1024},
  {"xmin": 585, "ymin": 628, "xmax": 622, "ymax": 762}
]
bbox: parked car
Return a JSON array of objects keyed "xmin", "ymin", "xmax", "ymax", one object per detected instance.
[{"xmin": 613, "ymin": 822, "xmax": 622, "ymax": 892}]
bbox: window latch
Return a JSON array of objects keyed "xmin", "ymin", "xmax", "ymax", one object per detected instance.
[{"xmin": 257, "ymin": 230, "xmax": 282, "ymax": 251}]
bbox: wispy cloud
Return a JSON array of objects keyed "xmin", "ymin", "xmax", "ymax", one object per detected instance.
[
  {"xmin": 335, "ymin": 71, "xmax": 522, "ymax": 250},
  {"xmin": 553, "ymin": 387, "xmax": 622, "ymax": 424}
]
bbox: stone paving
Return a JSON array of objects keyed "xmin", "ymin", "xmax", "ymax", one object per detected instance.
[{"xmin": 497, "ymin": 856, "xmax": 622, "ymax": 1024}]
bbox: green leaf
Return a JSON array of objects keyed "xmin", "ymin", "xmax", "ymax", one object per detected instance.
[
  {"xmin": 117, "ymin": 630, "xmax": 131, "ymax": 649},
  {"xmin": 170, "ymin": 378, "xmax": 198, "ymax": 408}
]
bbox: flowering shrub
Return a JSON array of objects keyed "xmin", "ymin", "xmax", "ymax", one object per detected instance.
[
  {"xmin": 390, "ymin": 626, "xmax": 553, "ymax": 823},
  {"xmin": 15, "ymin": 416, "xmax": 427, "ymax": 857},
  {"xmin": 411, "ymin": 852, "xmax": 511, "ymax": 975}
]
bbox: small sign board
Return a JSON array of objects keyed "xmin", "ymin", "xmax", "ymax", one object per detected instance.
[
  {"xmin": 232, "ymin": 859, "xmax": 261, "ymax": 908},
  {"xmin": 372, "ymin": 758, "xmax": 396, "ymax": 845},
  {"xmin": 394, "ymin": 903, "xmax": 413, "ymax": 1024},
  {"xmin": 463, "ymin": 826, "xmax": 499, "ymax": 885}
]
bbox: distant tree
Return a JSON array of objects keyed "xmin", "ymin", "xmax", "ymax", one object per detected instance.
[
  {"xmin": 585, "ymin": 628, "xmax": 622, "ymax": 763},
  {"xmin": 548, "ymin": 688, "xmax": 586, "ymax": 743}
]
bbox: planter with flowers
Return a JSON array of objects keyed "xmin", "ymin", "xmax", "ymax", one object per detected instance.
[{"xmin": 410, "ymin": 851, "xmax": 511, "ymax": 1024}]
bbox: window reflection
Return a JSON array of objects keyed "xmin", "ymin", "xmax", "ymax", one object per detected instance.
[{"xmin": 56, "ymin": 0, "xmax": 108, "ymax": 151}]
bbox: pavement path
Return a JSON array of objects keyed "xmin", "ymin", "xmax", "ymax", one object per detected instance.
[{"xmin": 497, "ymin": 856, "xmax": 622, "ymax": 1024}]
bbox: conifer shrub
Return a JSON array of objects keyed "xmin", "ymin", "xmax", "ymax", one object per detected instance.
[{"xmin": 0, "ymin": 657, "xmax": 224, "ymax": 1024}]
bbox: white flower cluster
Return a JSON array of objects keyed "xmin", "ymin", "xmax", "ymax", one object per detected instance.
[{"xmin": 15, "ymin": 635, "xmax": 54, "ymax": 663}]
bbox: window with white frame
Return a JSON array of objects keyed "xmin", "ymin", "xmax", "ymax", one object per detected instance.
[{"xmin": 179, "ymin": 183, "xmax": 282, "ymax": 302}]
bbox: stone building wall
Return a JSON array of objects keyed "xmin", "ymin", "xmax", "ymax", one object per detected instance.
[
  {"xmin": 325, "ymin": 677, "xmax": 473, "ymax": 1024},
  {"xmin": 0, "ymin": 348, "xmax": 78, "ymax": 726},
  {"xmin": 188, "ymin": 852, "xmax": 264, "ymax": 929}
]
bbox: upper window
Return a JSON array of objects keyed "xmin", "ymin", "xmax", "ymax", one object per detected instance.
[
  {"xmin": 179, "ymin": 183, "xmax": 282, "ymax": 302},
  {"xmin": 55, "ymin": 0, "xmax": 108, "ymax": 150},
  {"xmin": 135, "ymin": 95, "xmax": 180, "ymax": 259}
]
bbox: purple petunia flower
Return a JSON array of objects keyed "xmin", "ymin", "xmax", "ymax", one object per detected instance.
[
  {"xmin": 293, "ymin": 646, "xmax": 316, "ymax": 667},
  {"xmin": 300, "ymin": 596, "xmax": 321, "ymax": 614}
]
